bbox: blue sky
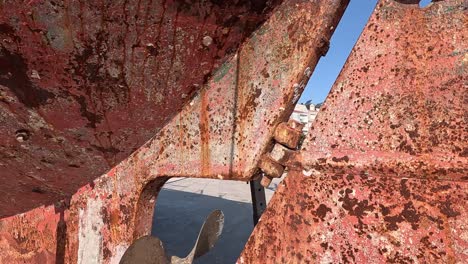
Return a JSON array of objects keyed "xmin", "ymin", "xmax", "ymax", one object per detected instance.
[{"xmin": 299, "ymin": 0, "xmax": 378, "ymax": 104}]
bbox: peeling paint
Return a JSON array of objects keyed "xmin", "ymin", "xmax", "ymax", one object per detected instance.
[{"xmin": 78, "ymin": 198, "xmax": 104, "ymax": 264}]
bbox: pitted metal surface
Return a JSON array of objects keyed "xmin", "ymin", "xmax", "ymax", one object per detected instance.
[
  {"xmin": 0, "ymin": 0, "xmax": 348, "ymax": 263},
  {"xmin": 242, "ymin": 171, "xmax": 467, "ymax": 263},
  {"xmin": 0, "ymin": 0, "xmax": 282, "ymax": 216},
  {"xmin": 239, "ymin": 0, "xmax": 467, "ymax": 262}
]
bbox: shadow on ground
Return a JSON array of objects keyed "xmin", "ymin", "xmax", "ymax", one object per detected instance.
[{"xmin": 152, "ymin": 189, "xmax": 254, "ymax": 264}]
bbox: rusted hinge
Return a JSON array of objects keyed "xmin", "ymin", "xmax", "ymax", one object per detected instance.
[{"xmin": 258, "ymin": 120, "xmax": 304, "ymax": 187}]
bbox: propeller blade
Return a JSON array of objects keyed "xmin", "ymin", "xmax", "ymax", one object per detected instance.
[{"xmin": 172, "ymin": 210, "xmax": 224, "ymax": 264}]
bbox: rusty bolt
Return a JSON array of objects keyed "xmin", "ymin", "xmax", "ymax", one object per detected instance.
[
  {"xmin": 270, "ymin": 143, "xmax": 295, "ymax": 165},
  {"xmin": 15, "ymin": 129, "xmax": 30, "ymax": 142},
  {"xmin": 260, "ymin": 175, "xmax": 273, "ymax": 188},
  {"xmin": 258, "ymin": 154, "xmax": 284, "ymax": 179},
  {"xmin": 221, "ymin": 28, "xmax": 229, "ymax": 35},
  {"xmin": 304, "ymin": 67, "xmax": 312, "ymax": 77},
  {"xmin": 202, "ymin": 36, "xmax": 213, "ymax": 47},
  {"xmin": 318, "ymin": 37, "xmax": 330, "ymax": 57},
  {"xmin": 287, "ymin": 119, "xmax": 305, "ymax": 131},
  {"xmin": 274, "ymin": 122, "xmax": 302, "ymax": 149},
  {"xmin": 31, "ymin": 70, "xmax": 41, "ymax": 79}
]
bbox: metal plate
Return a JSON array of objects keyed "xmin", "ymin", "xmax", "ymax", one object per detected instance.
[
  {"xmin": 240, "ymin": 0, "xmax": 467, "ymax": 262},
  {"xmin": 0, "ymin": 0, "xmax": 348, "ymax": 263},
  {"xmin": 0, "ymin": 0, "xmax": 282, "ymax": 216}
]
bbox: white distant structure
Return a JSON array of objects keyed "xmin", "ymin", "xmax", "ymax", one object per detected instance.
[{"xmin": 290, "ymin": 100, "xmax": 321, "ymax": 134}]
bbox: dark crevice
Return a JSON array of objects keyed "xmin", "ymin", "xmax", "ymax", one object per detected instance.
[{"xmin": 0, "ymin": 49, "xmax": 55, "ymax": 108}]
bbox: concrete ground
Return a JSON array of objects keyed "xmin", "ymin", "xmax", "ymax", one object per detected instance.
[{"xmin": 151, "ymin": 177, "xmax": 283, "ymax": 264}]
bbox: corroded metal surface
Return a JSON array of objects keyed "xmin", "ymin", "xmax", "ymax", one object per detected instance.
[
  {"xmin": 0, "ymin": 0, "xmax": 348, "ymax": 263},
  {"xmin": 240, "ymin": 0, "xmax": 467, "ymax": 262},
  {"xmin": 242, "ymin": 171, "xmax": 467, "ymax": 263},
  {"xmin": 0, "ymin": 0, "xmax": 282, "ymax": 216}
]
